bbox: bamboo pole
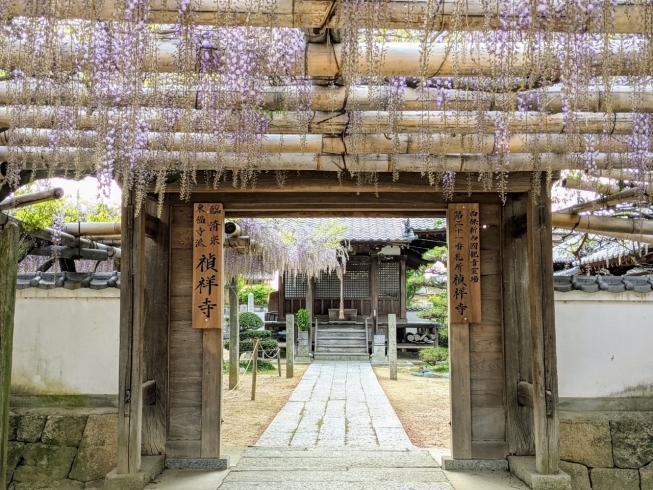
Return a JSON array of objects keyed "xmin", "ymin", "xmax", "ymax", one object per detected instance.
[
  {"xmin": 4, "ymin": 129, "xmax": 649, "ymax": 155},
  {"xmin": 2, "ymin": 40, "xmax": 642, "ymax": 78},
  {"xmin": 63, "ymin": 222, "xmax": 121, "ymax": 236},
  {"xmin": 0, "ymin": 188, "xmax": 64, "ymax": 211},
  {"xmin": 0, "ymin": 108, "xmax": 642, "ymax": 134},
  {"xmin": 551, "ymin": 213, "xmax": 653, "ymax": 236},
  {"xmin": 28, "ymin": 246, "xmax": 118, "ymax": 261},
  {"xmin": 558, "ymin": 187, "xmax": 650, "ymax": 215},
  {"xmin": 9, "ymin": 149, "xmax": 653, "ymax": 174},
  {"xmin": 0, "ymin": 212, "xmax": 122, "ymax": 257},
  {"xmin": 4, "ymin": 0, "xmax": 647, "ymax": 32},
  {"xmin": 3, "ymin": 81, "xmax": 650, "ymax": 113},
  {"xmin": 0, "ymin": 224, "xmax": 19, "ymax": 490},
  {"xmin": 561, "ymin": 176, "xmax": 623, "ymax": 195}
]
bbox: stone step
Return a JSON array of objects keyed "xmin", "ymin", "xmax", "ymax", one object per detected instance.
[
  {"xmin": 317, "ymin": 337, "xmax": 367, "ymax": 346},
  {"xmin": 316, "ymin": 345, "xmax": 368, "ymax": 352},
  {"xmin": 313, "ymin": 353, "xmax": 370, "ymax": 361},
  {"xmin": 317, "ymin": 328, "xmax": 366, "ymax": 334}
]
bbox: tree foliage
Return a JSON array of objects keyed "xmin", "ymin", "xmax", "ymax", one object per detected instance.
[{"xmin": 238, "ymin": 284, "xmax": 274, "ymax": 305}]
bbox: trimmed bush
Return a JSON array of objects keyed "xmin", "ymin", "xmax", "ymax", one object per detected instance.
[
  {"xmin": 239, "ymin": 312, "xmax": 263, "ymax": 331},
  {"xmin": 239, "ymin": 329, "xmax": 272, "ymax": 340},
  {"xmin": 224, "ymin": 338, "xmax": 278, "ymax": 353},
  {"xmin": 419, "ymin": 346, "xmax": 449, "ymax": 365}
]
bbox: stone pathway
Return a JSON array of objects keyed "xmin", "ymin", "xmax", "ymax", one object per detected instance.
[
  {"xmin": 256, "ymin": 361, "xmax": 413, "ymax": 448},
  {"xmin": 150, "ymin": 361, "xmax": 529, "ymax": 490}
]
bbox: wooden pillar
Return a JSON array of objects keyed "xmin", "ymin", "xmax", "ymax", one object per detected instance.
[
  {"xmin": 118, "ymin": 192, "xmax": 146, "ymax": 474},
  {"xmin": 141, "ymin": 198, "xmax": 170, "ymax": 456},
  {"xmin": 0, "ymin": 223, "xmax": 19, "ymax": 490},
  {"xmin": 229, "ymin": 278, "xmax": 239, "ymax": 390},
  {"xmin": 306, "ymin": 278, "xmax": 314, "ymax": 352},
  {"xmin": 527, "ymin": 182, "xmax": 560, "ymax": 475},
  {"xmin": 502, "ymin": 195, "xmax": 535, "ymax": 456},
  {"xmin": 279, "ymin": 273, "xmax": 286, "ymax": 320},
  {"xmin": 305, "ymin": 277, "xmax": 313, "ymax": 323},
  {"xmin": 370, "ymin": 256, "xmax": 379, "ymax": 335},
  {"xmin": 399, "ymin": 257, "xmax": 406, "ymax": 320},
  {"xmin": 286, "ymin": 314, "xmax": 294, "ymax": 378},
  {"xmin": 201, "ymin": 329, "xmax": 222, "ymax": 458}
]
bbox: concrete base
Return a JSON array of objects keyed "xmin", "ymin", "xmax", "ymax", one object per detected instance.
[
  {"xmin": 442, "ymin": 456, "xmax": 509, "ymax": 471},
  {"xmin": 508, "ymin": 456, "xmax": 571, "ymax": 490},
  {"xmin": 165, "ymin": 457, "xmax": 230, "ymax": 470},
  {"xmin": 294, "ymin": 357, "xmax": 312, "ymax": 364},
  {"xmin": 105, "ymin": 455, "xmax": 165, "ymax": 490}
]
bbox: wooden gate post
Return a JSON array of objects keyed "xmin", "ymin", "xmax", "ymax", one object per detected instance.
[
  {"xmin": 229, "ymin": 278, "xmax": 239, "ymax": 390},
  {"xmin": 527, "ymin": 183, "xmax": 560, "ymax": 475},
  {"xmin": 286, "ymin": 314, "xmax": 294, "ymax": 378},
  {"xmin": 117, "ymin": 192, "xmax": 146, "ymax": 474},
  {"xmin": 0, "ymin": 223, "xmax": 19, "ymax": 490}
]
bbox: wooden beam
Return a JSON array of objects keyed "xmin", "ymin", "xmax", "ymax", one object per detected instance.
[
  {"xmin": 164, "ymin": 171, "xmax": 535, "ymax": 195},
  {"xmin": 527, "ymin": 179, "xmax": 560, "ymax": 475},
  {"xmin": 0, "ymin": 223, "xmax": 19, "ymax": 490},
  {"xmin": 517, "ymin": 381, "xmax": 553, "ymax": 417}
]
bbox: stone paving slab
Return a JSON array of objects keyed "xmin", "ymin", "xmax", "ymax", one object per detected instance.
[
  {"xmin": 225, "ymin": 468, "xmax": 449, "ymax": 482},
  {"xmin": 219, "ymin": 481, "xmax": 455, "ymax": 489},
  {"xmin": 235, "ymin": 450, "xmax": 440, "ymax": 469},
  {"xmin": 257, "ymin": 361, "xmax": 412, "ymax": 449}
]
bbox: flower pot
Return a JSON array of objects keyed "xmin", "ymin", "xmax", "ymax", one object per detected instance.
[{"xmin": 297, "ymin": 330, "xmax": 310, "ymax": 357}]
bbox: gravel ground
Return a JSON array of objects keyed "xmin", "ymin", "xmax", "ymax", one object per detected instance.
[
  {"xmin": 373, "ymin": 366, "xmax": 451, "ymax": 448},
  {"xmin": 222, "ymin": 361, "xmax": 308, "ymax": 448}
]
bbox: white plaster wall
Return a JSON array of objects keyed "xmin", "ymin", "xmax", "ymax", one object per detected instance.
[
  {"xmin": 11, "ymin": 286, "xmax": 653, "ymax": 398},
  {"xmin": 555, "ymin": 291, "xmax": 653, "ymax": 398},
  {"xmin": 12, "ymin": 288, "xmax": 120, "ymax": 395}
]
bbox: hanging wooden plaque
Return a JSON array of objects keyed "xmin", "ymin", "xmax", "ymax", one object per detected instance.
[
  {"xmin": 447, "ymin": 203, "xmax": 481, "ymax": 323},
  {"xmin": 192, "ymin": 203, "xmax": 224, "ymax": 329}
]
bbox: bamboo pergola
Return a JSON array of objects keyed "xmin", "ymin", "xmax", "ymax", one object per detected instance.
[{"xmin": 2, "ymin": 1, "xmax": 653, "ymax": 488}]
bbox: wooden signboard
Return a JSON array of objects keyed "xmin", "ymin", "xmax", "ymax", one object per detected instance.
[
  {"xmin": 192, "ymin": 203, "xmax": 224, "ymax": 329},
  {"xmin": 448, "ymin": 203, "xmax": 481, "ymax": 323}
]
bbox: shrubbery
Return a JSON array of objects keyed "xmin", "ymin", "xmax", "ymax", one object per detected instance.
[
  {"xmin": 223, "ymin": 360, "xmax": 275, "ymax": 373},
  {"xmin": 296, "ymin": 308, "xmax": 310, "ymax": 331},
  {"xmin": 419, "ymin": 346, "xmax": 449, "ymax": 365},
  {"xmin": 239, "ymin": 312, "xmax": 264, "ymax": 331}
]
